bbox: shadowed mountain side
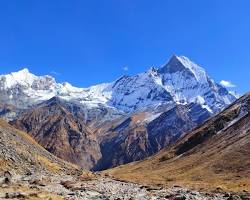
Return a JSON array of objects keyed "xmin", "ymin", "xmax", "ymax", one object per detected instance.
[{"xmin": 10, "ymin": 98, "xmax": 101, "ymax": 170}]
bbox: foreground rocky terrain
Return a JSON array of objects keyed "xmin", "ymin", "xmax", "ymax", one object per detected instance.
[{"xmin": 0, "ymin": 174, "xmax": 243, "ymax": 200}]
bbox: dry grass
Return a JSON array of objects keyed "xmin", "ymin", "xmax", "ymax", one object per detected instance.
[
  {"xmin": 35, "ymin": 155, "xmax": 61, "ymax": 173},
  {"xmin": 108, "ymin": 152, "xmax": 250, "ymax": 193},
  {"xmin": 107, "ymin": 111, "xmax": 250, "ymax": 193},
  {"xmin": 0, "ymin": 185, "xmax": 64, "ymax": 200},
  {"xmin": 80, "ymin": 170, "xmax": 97, "ymax": 181}
]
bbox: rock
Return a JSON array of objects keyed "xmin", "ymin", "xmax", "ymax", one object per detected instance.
[
  {"xmin": 224, "ymin": 193, "xmax": 231, "ymax": 197},
  {"xmin": 145, "ymin": 186, "xmax": 163, "ymax": 191},
  {"xmin": 60, "ymin": 180, "xmax": 76, "ymax": 190},
  {"xmin": 227, "ymin": 195, "xmax": 242, "ymax": 200},
  {"xmin": 241, "ymin": 196, "xmax": 250, "ymax": 200},
  {"xmin": 5, "ymin": 192, "xmax": 26, "ymax": 199},
  {"xmin": 25, "ymin": 170, "xmax": 32, "ymax": 176},
  {"xmin": 3, "ymin": 171, "xmax": 12, "ymax": 184},
  {"xmin": 28, "ymin": 178, "xmax": 45, "ymax": 186},
  {"xmin": 165, "ymin": 194, "xmax": 175, "ymax": 198},
  {"xmin": 173, "ymin": 195, "xmax": 186, "ymax": 200}
]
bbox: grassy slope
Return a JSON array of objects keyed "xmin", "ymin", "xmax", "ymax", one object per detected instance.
[{"xmin": 107, "ymin": 96, "xmax": 250, "ymax": 193}]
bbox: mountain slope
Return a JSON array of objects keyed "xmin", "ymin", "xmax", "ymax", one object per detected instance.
[
  {"xmin": 0, "ymin": 119, "xmax": 78, "ymax": 176},
  {"xmin": 107, "ymin": 93, "xmax": 250, "ymax": 193},
  {"xmin": 1, "ymin": 55, "xmax": 238, "ymax": 170},
  {"xmin": 0, "ymin": 114, "xmax": 238, "ymax": 200},
  {"xmin": 10, "ymin": 97, "xmax": 102, "ymax": 169},
  {"xmin": 11, "ymin": 97, "xmax": 212, "ymax": 170},
  {"xmin": 93, "ymin": 103, "xmax": 211, "ymax": 170}
]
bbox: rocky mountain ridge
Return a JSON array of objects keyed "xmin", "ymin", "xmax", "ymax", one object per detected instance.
[
  {"xmin": 0, "ymin": 55, "xmax": 236, "ymax": 115},
  {"xmin": 1, "ymin": 55, "xmax": 238, "ymax": 170}
]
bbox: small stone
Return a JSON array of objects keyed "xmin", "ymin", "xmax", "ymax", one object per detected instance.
[
  {"xmin": 3, "ymin": 171, "xmax": 12, "ymax": 184},
  {"xmin": 173, "ymin": 195, "xmax": 186, "ymax": 200},
  {"xmin": 227, "ymin": 194, "xmax": 242, "ymax": 200},
  {"xmin": 224, "ymin": 193, "xmax": 231, "ymax": 197},
  {"xmin": 29, "ymin": 178, "xmax": 45, "ymax": 186},
  {"xmin": 5, "ymin": 192, "xmax": 26, "ymax": 199}
]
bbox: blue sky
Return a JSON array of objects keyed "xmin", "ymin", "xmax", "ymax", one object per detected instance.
[{"xmin": 0, "ymin": 1, "xmax": 249, "ymax": 93}]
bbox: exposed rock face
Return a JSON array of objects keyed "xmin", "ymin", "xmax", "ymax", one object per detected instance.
[
  {"xmin": 0, "ymin": 103, "xmax": 19, "ymax": 121},
  {"xmin": 11, "ymin": 97, "xmax": 211, "ymax": 170},
  {"xmin": 158, "ymin": 55, "xmax": 236, "ymax": 112},
  {"xmin": 11, "ymin": 98, "xmax": 102, "ymax": 169},
  {"xmin": 93, "ymin": 103, "xmax": 211, "ymax": 170}
]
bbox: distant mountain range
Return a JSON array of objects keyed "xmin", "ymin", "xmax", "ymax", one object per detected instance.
[
  {"xmin": 0, "ymin": 55, "xmax": 236, "ymax": 113},
  {"xmin": 0, "ymin": 55, "xmax": 238, "ymax": 170}
]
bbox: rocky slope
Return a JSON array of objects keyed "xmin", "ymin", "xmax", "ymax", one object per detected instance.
[
  {"xmin": 11, "ymin": 96, "xmax": 212, "ymax": 170},
  {"xmin": 0, "ymin": 120, "xmax": 232, "ymax": 199},
  {"xmin": 0, "ymin": 118, "xmax": 78, "ymax": 176},
  {"xmin": 10, "ymin": 97, "xmax": 102, "ymax": 169},
  {"xmin": 93, "ymin": 103, "xmax": 211, "ymax": 170},
  {"xmin": 107, "ymin": 93, "xmax": 250, "ymax": 194}
]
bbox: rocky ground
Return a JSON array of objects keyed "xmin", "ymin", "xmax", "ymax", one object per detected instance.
[{"xmin": 0, "ymin": 172, "xmax": 248, "ymax": 200}]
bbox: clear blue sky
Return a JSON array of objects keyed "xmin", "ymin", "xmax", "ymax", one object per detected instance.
[{"xmin": 0, "ymin": 0, "xmax": 249, "ymax": 93}]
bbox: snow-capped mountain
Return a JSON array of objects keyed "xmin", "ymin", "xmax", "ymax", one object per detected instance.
[
  {"xmin": 1, "ymin": 55, "xmax": 239, "ymax": 170},
  {"xmin": 0, "ymin": 55, "xmax": 236, "ymax": 114},
  {"xmin": 99, "ymin": 55, "xmax": 236, "ymax": 113}
]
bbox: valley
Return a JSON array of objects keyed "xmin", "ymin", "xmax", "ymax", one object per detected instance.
[
  {"xmin": 0, "ymin": 55, "xmax": 236, "ymax": 170},
  {"xmin": 107, "ymin": 93, "xmax": 250, "ymax": 194},
  {"xmin": 0, "ymin": 55, "xmax": 249, "ymax": 199}
]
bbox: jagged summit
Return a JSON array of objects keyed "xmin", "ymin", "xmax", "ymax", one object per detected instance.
[
  {"xmin": 0, "ymin": 68, "xmax": 35, "ymax": 89},
  {"xmin": 0, "ymin": 68, "xmax": 56, "ymax": 90},
  {"xmin": 14, "ymin": 67, "xmax": 30, "ymax": 74},
  {"xmin": 159, "ymin": 55, "xmax": 185, "ymax": 73},
  {"xmin": 159, "ymin": 55, "xmax": 207, "ymax": 82}
]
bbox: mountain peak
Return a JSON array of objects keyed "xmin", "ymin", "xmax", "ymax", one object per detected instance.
[
  {"xmin": 0, "ymin": 68, "xmax": 36, "ymax": 89},
  {"xmin": 0, "ymin": 68, "xmax": 58, "ymax": 91},
  {"xmin": 0, "ymin": 58, "xmax": 237, "ymax": 113},
  {"xmin": 158, "ymin": 54, "xmax": 184, "ymax": 73},
  {"xmin": 158, "ymin": 55, "xmax": 207, "ymax": 83},
  {"xmin": 10, "ymin": 68, "xmax": 31, "ymax": 77},
  {"xmin": 16, "ymin": 68, "xmax": 29, "ymax": 74}
]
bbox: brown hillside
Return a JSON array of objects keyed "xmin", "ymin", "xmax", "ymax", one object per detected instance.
[
  {"xmin": 0, "ymin": 119, "xmax": 78, "ymax": 176},
  {"xmin": 107, "ymin": 93, "xmax": 250, "ymax": 193}
]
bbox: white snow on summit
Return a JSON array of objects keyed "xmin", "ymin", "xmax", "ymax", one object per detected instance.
[
  {"xmin": 174, "ymin": 56, "xmax": 207, "ymax": 83},
  {"xmin": 0, "ymin": 68, "xmax": 36, "ymax": 89},
  {"xmin": 0, "ymin": 55, "xmax": 237, "ymax": 113}
]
